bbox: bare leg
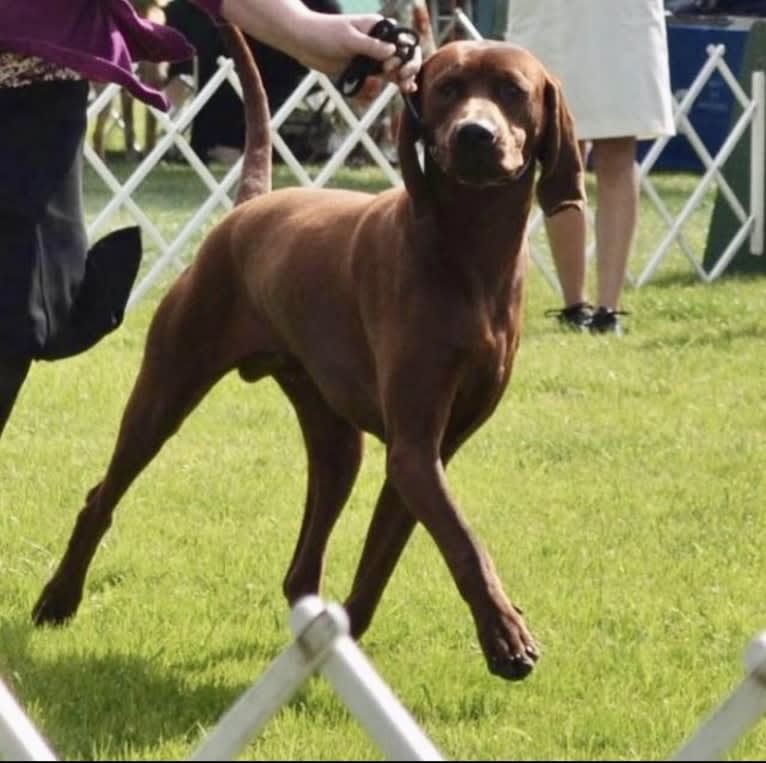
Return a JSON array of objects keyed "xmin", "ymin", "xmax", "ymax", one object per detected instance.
[
  {"xmin": 545, "ymin": 206, "xmax": 588, "ymax": 307},
  {"xmin": 591, "ymin": 136, "xmax": 638, "ymax": 310},
  {"xmin": 121, "ymin": 90, "xmax": 138, "ymax": 159},
  {"xmin": 546, "ymin": 139, "xmax": 588, "ymax": 308},
  {"xmin": 138, "ymin": 61, "xmax": 163, "ymax": 155},
  {"xmin": 92, "ymin": 103, "xmax": 108, "ymax": 158}
]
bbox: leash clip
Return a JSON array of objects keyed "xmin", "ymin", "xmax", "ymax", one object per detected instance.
[{"xmin": 337, "ymin": 18, "xmax": 419, "ymax": 98}]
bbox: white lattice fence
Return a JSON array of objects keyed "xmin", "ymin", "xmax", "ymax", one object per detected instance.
[
  {"xmin": 520, "ymin": 42, "xmax": 765, "ymax": 293},
  {"xmin": 636, "ymin": 44, "xmax": 765, "ymax": 286},
  {"xmin": 85, "ymin": 57, "xmax": 402, "ymax": 307}
]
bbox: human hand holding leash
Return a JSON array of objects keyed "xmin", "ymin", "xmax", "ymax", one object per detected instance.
[
  {"xmin": 219, "ymin": 0, "xmax": 422, "ymax": 92},
  {"xmin": 338, "ymin": 18, "xmax": 420, "ymax": 97}
]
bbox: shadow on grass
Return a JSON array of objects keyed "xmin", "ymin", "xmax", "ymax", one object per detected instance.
[
  {"xmin": 632, "ymin": 270, "xmax": 700, "ymax": 290},
  {"xmin": 637, "ymin": 318, "xmax": 765, "ymax": 352},
  {"xmin": 632, "ymin": 269, "xmax": 765, "ymax": 292},
  {"xmin": 0, "ymin": 618, "xmax": 288, "ymax": 759}
]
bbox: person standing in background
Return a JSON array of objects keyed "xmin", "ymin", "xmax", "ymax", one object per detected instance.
[
  {"xmin": 163, "ymin": 0, "xmax": 343, "ymax": 165},
  {"xmin": 506, "ymin": 1, "xmax": 675, "ymax": 334}
]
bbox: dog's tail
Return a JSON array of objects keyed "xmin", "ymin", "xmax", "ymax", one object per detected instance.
[{"xmin": 219, "ymin": 25, "xmax": 272, "ymax": 203}]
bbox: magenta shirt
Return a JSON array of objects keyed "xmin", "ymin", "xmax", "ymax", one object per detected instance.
[{"xmin": 0, "ymin": 0, "xmax": 224, "ymax": 110}]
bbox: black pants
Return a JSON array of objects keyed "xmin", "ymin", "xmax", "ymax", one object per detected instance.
[
  {"xmin": 0, "ymin": 81, "xmax": 143, "ymax": 438},
  {"xmin": 0, "ymin": 356, "xmax": 30, "ymax": 438}
]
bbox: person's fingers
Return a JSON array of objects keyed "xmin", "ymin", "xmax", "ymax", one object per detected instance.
[
  {"xmin": 351, "ymin": 32, "xmax": 396, "ymax": 61},
  {"xmin": 347, "ymin": 15, "xmax": 396, "ymax": 60},
  {"xmin": 337, "ymin": 14, "xmax": 422, "ymax": 92},
  {"xmin": 381, "ymin": 57, "xmax": 401, "ymax": 75},
  {"xmin": 398, "ymin": 47, "xmax": 422, "ymax": 81}
]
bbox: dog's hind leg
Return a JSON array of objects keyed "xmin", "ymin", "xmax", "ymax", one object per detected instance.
[
  {"xmin": 344, "ymin": 479, "xmax": 414, "ymax": 638},
  {"xmin": 32, "ymin": 274, "xmax": 263, "ymax": 626},
  {"xmin": 275, "ymin": 369, "xmax": 363, "ymax": 604}
]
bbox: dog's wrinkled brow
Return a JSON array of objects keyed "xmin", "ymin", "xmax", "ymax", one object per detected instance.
[
  {"xmin": 495, "ymin": 68, "xmax": 533, "ymax": 93},
  {"xmin": 430, "ymin": 56, "xmax": 536, "ymax": 94},
  {"xmin": 428, "ymin": 61, "xmax": 465, "ymax": 84}
]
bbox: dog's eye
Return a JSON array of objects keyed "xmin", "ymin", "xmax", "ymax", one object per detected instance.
[
  {"xmin": 436, "ymin": 79, "xmax": 462, "ymax": 100},
  {"xmin": 497, "ymin": 80, "xmax": 523, "ymax": 103}
]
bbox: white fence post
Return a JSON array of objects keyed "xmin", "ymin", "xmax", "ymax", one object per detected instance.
[
  {"xmin": 0, "ymin": 682, "xmax": 57, "ymax": 762},
  {"xmin": 289, "ymin": 598, "xmax": 442, "ymax": 761},
  {"xmin": 671, "ymin": 633, "xmax": 766, "ymax": 761},
  {"xmin": 750, "ymin": 70, "xmax": 765, "ymax": 256}
]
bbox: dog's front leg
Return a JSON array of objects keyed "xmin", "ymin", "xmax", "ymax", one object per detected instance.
[
  {"xmin": 344, "ymin": 437, "xmax": 463, "ymax": 639},
  {"xmin": 378, "ymin": 360, "xmax": 539, "ymax": 681}
]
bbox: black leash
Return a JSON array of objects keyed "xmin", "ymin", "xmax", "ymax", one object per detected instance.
[{"xmin": 337, "ymin": 19, "xmax": 423, "ymax": 129}]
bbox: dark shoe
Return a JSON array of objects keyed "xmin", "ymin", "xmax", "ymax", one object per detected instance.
[
  {"xmin": 588, "ymin": 307, "xmax": 629, "ymax": 336},
  {"xmin": 546, "ymin": 302, "xmax": 593, "ymax": 331}
]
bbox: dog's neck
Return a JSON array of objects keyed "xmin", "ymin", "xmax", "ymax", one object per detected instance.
[{"xmin": 410, "ymin": 157, "xmax": 535, "ymax": 288}]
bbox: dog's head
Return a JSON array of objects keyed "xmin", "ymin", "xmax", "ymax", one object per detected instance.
[{"xmin": 398, "ymin": 41, "xmax": 585, "ymax": 215}]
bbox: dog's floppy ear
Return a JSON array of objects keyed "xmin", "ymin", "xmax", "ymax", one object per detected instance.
[
  {"xmin": 536, "ymin": 74, "xmax": 586, "ymax": 217},
  {"xmin": 396, "ymin": 77, "xmax": 431, "ymax": 214}
]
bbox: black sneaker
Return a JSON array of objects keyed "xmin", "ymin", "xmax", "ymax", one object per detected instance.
[
  {"xmin": 589, "ymin": 307, "xmax": 629, "ymax": 336},
  {"xmin": 546, "ymin": 302, "xmax": 593, "ymax": 332}
]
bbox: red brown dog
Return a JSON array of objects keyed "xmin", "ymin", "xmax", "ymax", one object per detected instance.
[{"xmin": 33, "ymin": 27, "xmax": 584, "ymax": 681}]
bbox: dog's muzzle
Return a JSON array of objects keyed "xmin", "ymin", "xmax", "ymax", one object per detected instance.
[
  {"xmin": 449, "ymin": 119, "xmax": 513, "ymax": 186},
  {"xmin": 455, "ymin": 120, "xmax": 498, "ymax": 151}
]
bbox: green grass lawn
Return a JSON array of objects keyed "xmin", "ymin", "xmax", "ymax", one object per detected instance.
[{"xmin": 1, "ymin": 164, "xmax": 765, "ymax": 760}]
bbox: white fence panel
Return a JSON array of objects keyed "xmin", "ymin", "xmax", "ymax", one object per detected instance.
[
  {"xmin": 636, "ymin": 46, "xmax": 766, "ymax": 286},
  {"xmin": 85, "ymin": 54, "xmax": 401, "ymax": 306},
  {"xmin": 3, "ymin": 621, "xmax": 766, "ymax": 760}
]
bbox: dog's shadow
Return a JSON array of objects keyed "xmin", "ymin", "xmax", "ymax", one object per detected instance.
[{"xmin": 0, "ymin": 618, "xmax": 301, "ymax": 758}]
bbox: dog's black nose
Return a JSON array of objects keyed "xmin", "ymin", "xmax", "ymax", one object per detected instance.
[{"xmin": 456, "ymin": 121, "xmax": 497, "ymax": 149}]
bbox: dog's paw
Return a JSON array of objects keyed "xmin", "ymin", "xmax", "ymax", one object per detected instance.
[
  {"xmin": 31, "ymin": 581, "xmax": 81, "ymax": 627},
  {"xmin": 479, "ymin": 605, "xmax": 540, "ymax": 681}
]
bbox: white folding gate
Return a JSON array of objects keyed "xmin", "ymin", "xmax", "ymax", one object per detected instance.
[
  {"xmin": 85, "ymin": 58, "xmax": 401, "ymax": 308},
  {"xmin": 636, "ymin": 44, "xmax": 765, "ymax": 286}
]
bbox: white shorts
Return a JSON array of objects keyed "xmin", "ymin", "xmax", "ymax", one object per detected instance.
[{"xmin": 505, "ymin": 0, "xmax": 676, "ymax": 140}]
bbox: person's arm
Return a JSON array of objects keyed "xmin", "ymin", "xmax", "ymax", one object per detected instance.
[{"xmin": 193, "ymin": 0, "xmax": 420, "ymax": 90}]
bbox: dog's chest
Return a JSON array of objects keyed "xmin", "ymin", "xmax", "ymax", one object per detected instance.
[{"xmin": 453, "ymin": 312, "xmax": 517, "ymax": 425}]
